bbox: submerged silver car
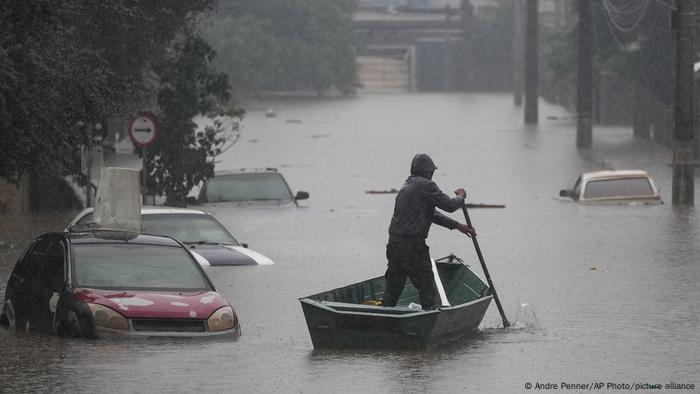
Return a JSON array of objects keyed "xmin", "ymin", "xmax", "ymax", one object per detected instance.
[
  {"xmin": 67, "ymin": 207, "xmax": 273, "ymax": 266},
  {"xmin": 559, "ymin": 170, "xmax": 662, "ymax": 205},
  {"xmin": 197, "ymin": 168, "xmax": 309, "ymax": 206}
]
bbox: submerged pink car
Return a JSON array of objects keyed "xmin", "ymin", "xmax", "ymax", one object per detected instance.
[{"xmin": 1, "ymin": 231, "xmax": 240, "ymax": 338}]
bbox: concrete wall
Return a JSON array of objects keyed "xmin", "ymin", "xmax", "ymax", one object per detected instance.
[
  {"xmin": 0, "ymin": 177, "xmax": 30, "ymax": 214},
  {"xmin": 357, "ymin": 54, "xmax": 412, "ymax": 93}
]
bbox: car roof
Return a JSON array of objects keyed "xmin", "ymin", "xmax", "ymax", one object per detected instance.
[
  {"xmin": 581, "ymin": 170, "xmax": 652, "ymax": 182},
  {"xmin": 141, "ymin": 206, "xmax": 207, "ymax": 215},
  {"xmin": 67, "ymin": 231, "xmax": 183, "ymax": 247},
  {"xmin": 212, "ymin": 168, "xmax": 279, "ymax": 176},
  {"xmin": 76, "ymin": 206, "xmax": 208, "ymax": 216}
]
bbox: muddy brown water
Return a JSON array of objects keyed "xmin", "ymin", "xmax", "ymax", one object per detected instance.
[{"xmin": 1, "ymin": 93, "xmax": 698, "ymax": 393}]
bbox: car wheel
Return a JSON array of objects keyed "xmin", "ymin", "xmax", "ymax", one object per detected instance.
[
  {"xmin": 0, "ymin": 302, "xmax": 16, "ymax": 330},
  {"xmin": 54, "ymin": 315, "xmax": 65, "ymax": 336},
  {"xmin": 66, "ymin": 311, "xmax": 84, "ymax": 338}
]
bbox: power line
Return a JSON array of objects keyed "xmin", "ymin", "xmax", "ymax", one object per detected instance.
[
  {"xmin": 601, "ymin": 0, "xmax": 653, "ymax": 32},
  {"xmin": 655, "ymin": 0, "xmax": 676, "ymax": 11},
  {"xmin": 597, "ymin": 0, "xmax": 667, "ymax": 52},
  {"xmin": 605, "ymin": 0, "xmax": 650, "ymax": 15}
]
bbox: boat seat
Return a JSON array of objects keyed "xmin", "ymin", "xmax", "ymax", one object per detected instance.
[{"xmin": 320, "ymin": 301, "xmax": 427, "ymax": 315}]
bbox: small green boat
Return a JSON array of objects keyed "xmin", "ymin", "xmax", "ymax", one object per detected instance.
[{"xmin": 299, "ymin": 255, "xmax": 493, "ymax": 350}]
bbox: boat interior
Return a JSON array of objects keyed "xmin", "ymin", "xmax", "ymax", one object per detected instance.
[{"xmin": 306, "ymin": 256, "xmax": 490, "ymax": 315}]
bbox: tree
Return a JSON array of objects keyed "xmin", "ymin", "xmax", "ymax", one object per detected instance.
[
  {"xmin": 0, "ymin": 1, "xmax": 216, "ymax": 176},
  {"xmin": 1, "ymin": 0, "xmax": 235, "ymax": 204},
  {"xmin": 200, "ymin": 0, "xmax": 358, "ymax": 96},
  {"xmin": 0, "ymin": 1, "xmax": 119, "ymax": 182},
  {"xmin": 146, "ymin": 33, "xmax": 240, "ymax": 202},
  {"xmin": 540, "ymin": 1, "xmax": 675, "ymax": 118},
  {"xmin": 471, "ymin": 0, "xmax": 515, "ymax": 90}
]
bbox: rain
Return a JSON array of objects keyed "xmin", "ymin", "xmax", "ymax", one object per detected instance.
[{"xmin": 1, "ymin": 1, "xmax": 699, "ymax": 393}]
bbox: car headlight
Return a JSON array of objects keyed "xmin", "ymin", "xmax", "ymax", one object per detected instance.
[
  {"xmin": 207, "ymin": 306, "xmax": 236, "ymax": 332},
  {"xmin": 88, "ymin": 304, "xmax": 129, "ymax": 331}
]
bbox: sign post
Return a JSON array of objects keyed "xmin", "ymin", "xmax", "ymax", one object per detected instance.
[{"xmin": 128, "ymin": 112, "xmax": 159, "ymax": 203}]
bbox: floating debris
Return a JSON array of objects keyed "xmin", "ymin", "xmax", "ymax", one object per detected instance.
[
  {"xmin": 365, "ymin": 188, "xmax": 399, "ymax": 194},
  {"xmin": 280, "ymin": 164, "xmax": 315, "ymax": 168},
  {"xmin": 286, "ymin": 119, "xmax": 302, "ymax": 124},
  {"xmin": 546, "ymin": 115, "xmax": 577, "ymax": 121},
  {"xmin": 365, "ymin": 190, "xmax": 505, "ymax": 208},
  {"xmin": 265, "ymin": 109, "xmax": 277, "ymax": 118}
]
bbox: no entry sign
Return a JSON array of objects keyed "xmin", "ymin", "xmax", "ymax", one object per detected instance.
[{"xmin": 128, "ymin": 111, "xmax": 159, "ymax": 148}]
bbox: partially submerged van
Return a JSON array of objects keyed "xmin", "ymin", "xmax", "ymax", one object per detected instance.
[{"xmin": 559, "ymin": 170, "xmax": 662, "ymax": 205}]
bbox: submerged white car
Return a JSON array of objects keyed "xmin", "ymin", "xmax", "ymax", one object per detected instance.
[
  {"xmin": 66, "ymin": 207, "xmax": 274, "ymax": 266},
  {"xmin": 559, "ymin": 170, "xmax": 662, "ymax": 205}
]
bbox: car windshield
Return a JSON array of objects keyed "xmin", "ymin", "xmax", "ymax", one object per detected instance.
[
  {"xmin": 143, "ymin": 214, "xmax": 239, "ymax": 245},
  {"xmin": 72, "ymin": 243, "xmax": 210, "ymax": 290},
  {"xmin": 204, "ymin": 173, "xmax": 293, "ymax": 203},
  {"xmin": 583, "ymin": 177, "xmax": 655, "ymax": 199}
]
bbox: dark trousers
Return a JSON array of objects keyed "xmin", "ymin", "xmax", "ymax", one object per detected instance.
[{"xmin": 382, "ymin": 240, "xmax": 437, "ymax": 309}]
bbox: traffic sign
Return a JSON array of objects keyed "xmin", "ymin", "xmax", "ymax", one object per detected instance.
[{"xmin": 128, "ymin": 111, "xmax": 159, "ymax": 148}]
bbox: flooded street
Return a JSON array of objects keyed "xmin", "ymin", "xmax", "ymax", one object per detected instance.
[{"xmin": 2, "ymin": 93, "xmax": 699, "ymax": 393}]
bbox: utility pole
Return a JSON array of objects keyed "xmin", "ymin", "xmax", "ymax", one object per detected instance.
[
  {"xmin": 524, "ymin": 0, "xmax": 538, "ymax": 124},
  {"xmin": 462, "ymin": 0, "xmax": 474, "ymax": 90},
  {"xmin": 513, "ymin": 0, "xmax": 524, "ymax": 106},
  {"xmin": 632, "ymin": 49, "xmax": 651, "ymax": 139},
  {"xmin": 633, "ymin": 84, "xmax": 651, "ymax": 139},
  {"xmin": 672, "ymin": 0, "xmax": 695, "ymax": 206},
  {"xmin": 444, "ymin": 4, "xmax": 453, "ymax": 91},
  {"xmin": 576, "ymin": 0, "xmax": 592, "ymax": 147}
]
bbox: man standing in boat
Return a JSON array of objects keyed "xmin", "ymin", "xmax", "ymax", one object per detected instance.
[{"xmin": 383, "ymin": 153, "xmax": 476, "ymax": 310}]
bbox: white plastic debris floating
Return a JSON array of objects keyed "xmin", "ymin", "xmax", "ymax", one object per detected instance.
[{"xmin": 93, "ymin": 167, "xmax": 142, "ymax": 233}]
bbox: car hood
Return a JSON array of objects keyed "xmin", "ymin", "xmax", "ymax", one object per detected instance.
[
  {"xmin": 188, "ymin": 245, "xmax": 274, "ymax": 266},
  {"xmin": 200, "ymin": 199, "xmax": 295, "ymax": 207},
  {"xmin": 74, "ymin": 288, "xmax": 230, "ymax": 319}
]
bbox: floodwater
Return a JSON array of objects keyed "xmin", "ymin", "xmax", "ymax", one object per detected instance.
[{"xmin": 1, "ymin": 93, "xmax": 699, "ymax": 393}]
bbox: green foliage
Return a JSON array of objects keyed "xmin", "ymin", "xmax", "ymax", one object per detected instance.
[
  {"xmin": 1, "ymin": 0, "xmax": 237, "ymax": 203},
  {"xmin": 471, "ymin": 0, "xmax": 515, "ymax": 90},
  {"xmin": 0, "ymin": 1, "xmax": 117, "ymax": 181},
  {"xmin": 146, "ymin": 33, "xmax": 241, "ymax": 202},
  {"xmin": 541, "ymin": 1, "xmax": 675, "ymax": 106},
  {"xmin": 201, "ymin": 0, "xmax": 358, "ymax": 96}
]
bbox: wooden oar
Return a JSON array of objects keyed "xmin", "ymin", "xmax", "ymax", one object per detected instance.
[
  {"xmin": 461, "ymin": 203, "xmax": 510, "ymax": 328},
  {"xmin": 364, "ymin": 190, "xmax": 506, "ymax": 209},
  {"xmin": 465, "ymin": 203, "xmax": 505, "ymax": 209}
]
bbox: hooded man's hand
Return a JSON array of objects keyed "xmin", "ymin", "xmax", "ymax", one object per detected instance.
[
  {"xmin": 454, "ymin": 188, "xmax": 467, "ymax": 199},
  {"xmin": 456, "ymin": 223, "xmax": 476, "ymax": 238}
]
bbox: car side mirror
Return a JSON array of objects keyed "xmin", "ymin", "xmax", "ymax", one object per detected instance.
[
  {"xmin": 559, "ymin": 189, "xmax": 571, "ymax": 198},
  {"xmin": 295, "ymin": 191, "xmax": 309, "ymax": 200},
  {"xmin": 185, "ymin": 196, "xmax": 198, "ymax": 205},
  {"xmin": 241, "ymin": 243, "xmax": 248, "ymax": 248}
]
